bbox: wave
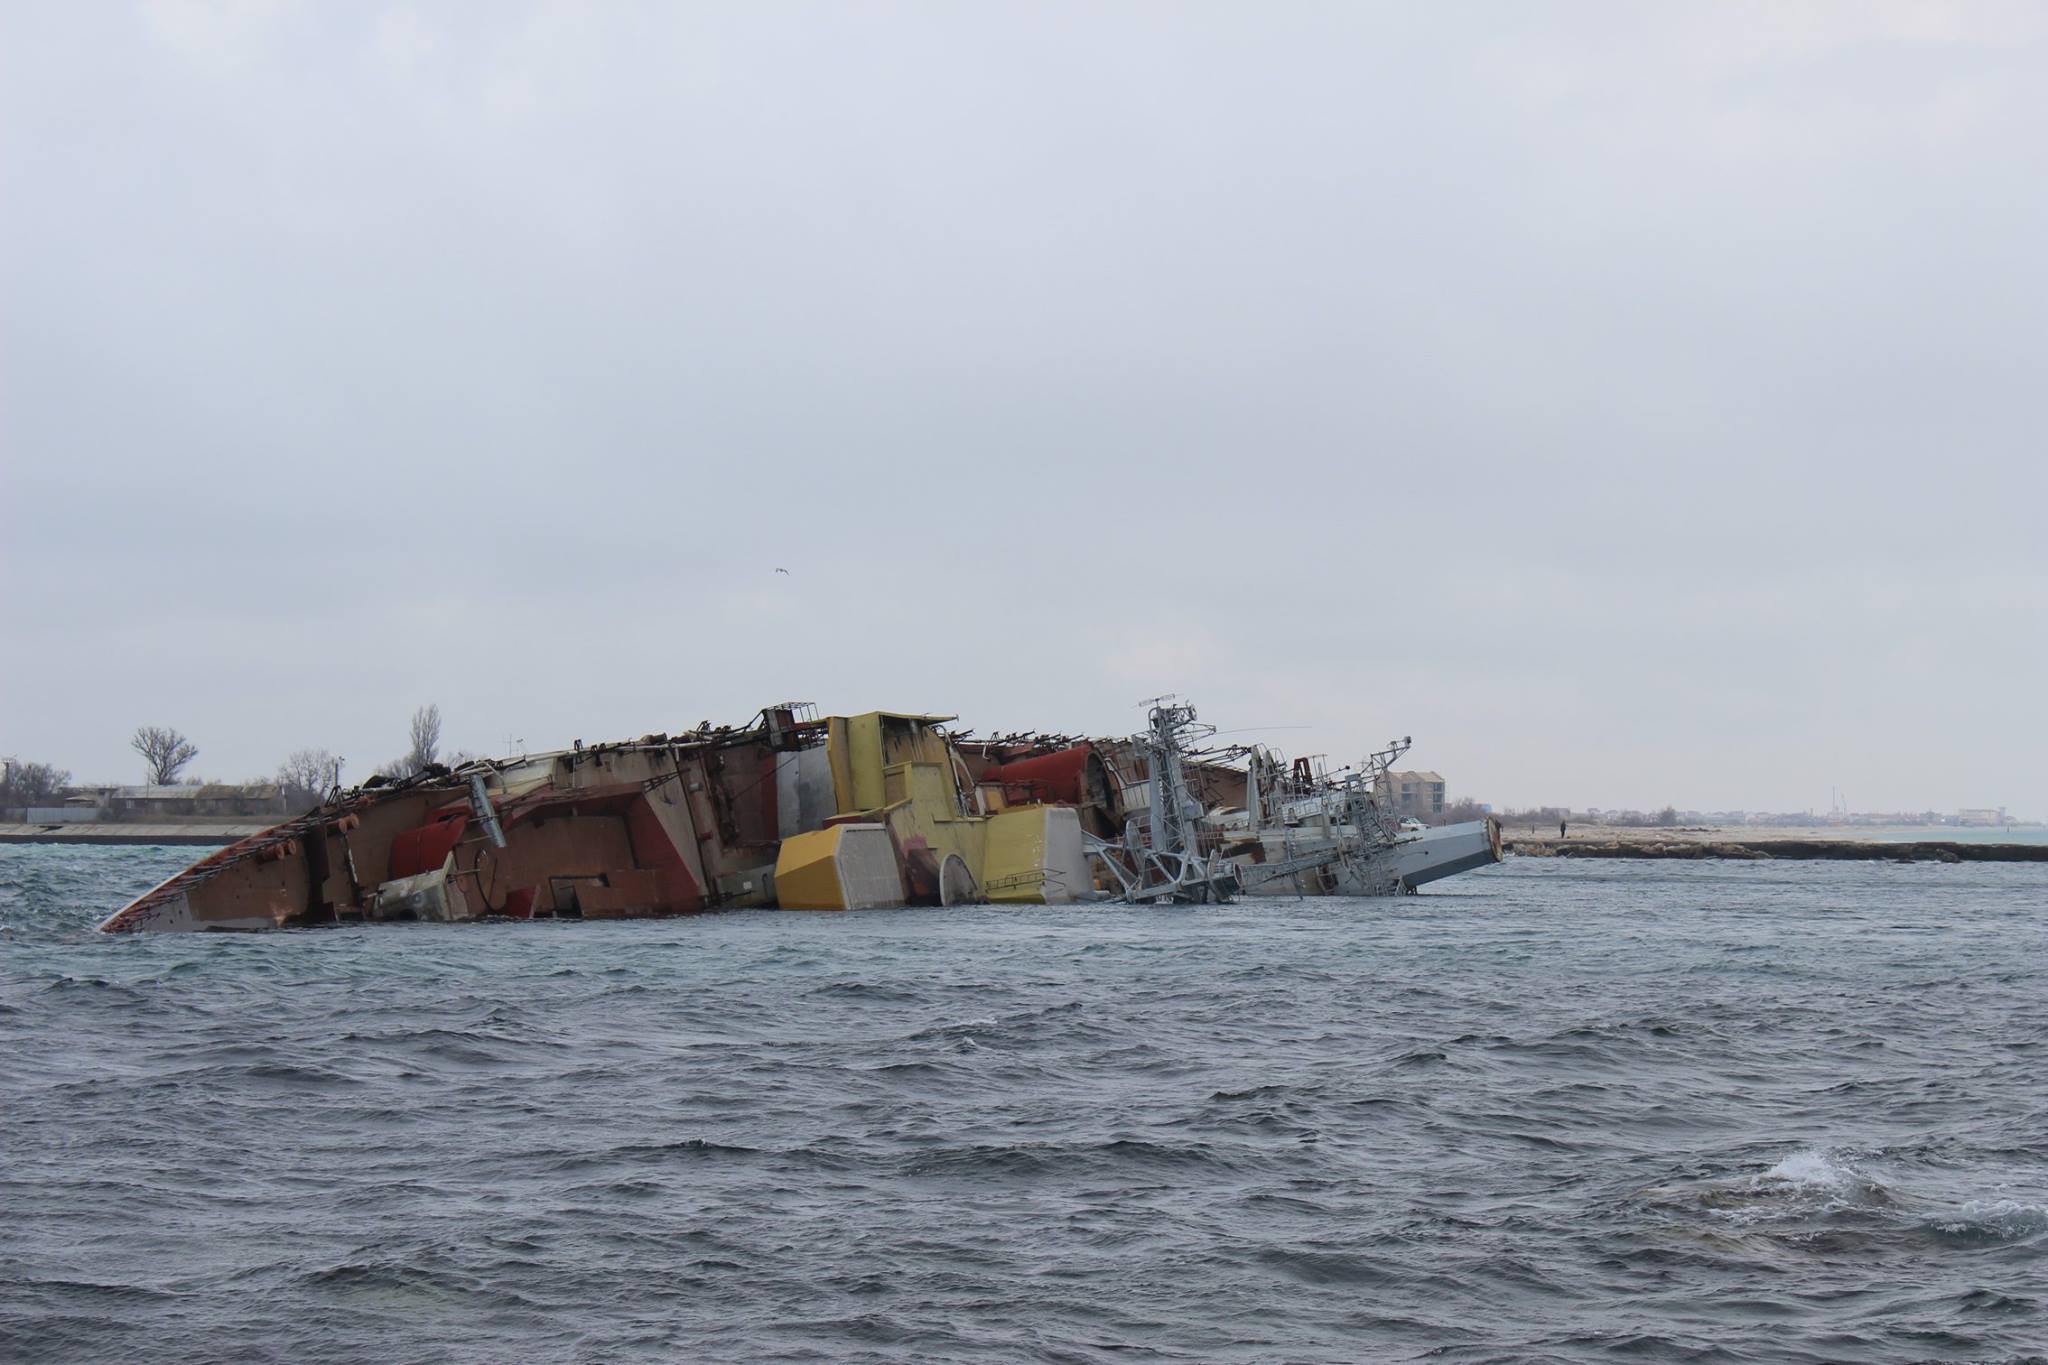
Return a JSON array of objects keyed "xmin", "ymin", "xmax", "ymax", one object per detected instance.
[
  {"xmin": 1634, "ymin": 1146, "xmax": 2048, "ymax": 1268},
  {"xmin": 1929, "ymin": 1199, "xmax": 2048, "ymax": 1243},
  {"xmin": 807, "ymin": 981, "xmax": 926, "ymax": 1002},
  {"xmin": 901, "ymin": 1137, "xmax": 1241, "ymax": 1180}
]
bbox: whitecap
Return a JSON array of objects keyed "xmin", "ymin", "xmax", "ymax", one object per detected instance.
[{"xmin": 1757, "ymin": 1149, "xmax": 1859, "ymax": 1191}]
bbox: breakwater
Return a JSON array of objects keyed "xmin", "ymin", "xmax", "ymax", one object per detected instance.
[
  {"xmin": 1507, "ymin": 837, "xmax": 2048, "ymax": 863},
  {"xmin": 0, "ymin": 822, "xmax": 264, "ymax": 846}
]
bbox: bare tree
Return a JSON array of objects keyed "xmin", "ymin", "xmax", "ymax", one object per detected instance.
[
  {"xmin": 405, "ymin": 703, "xmax": 442, "ymax": 775},
  {"xmin": 1, "ymin": 759, "xmax": 71, "ymax": 805},
  {"xmin": 276, "ymin": 748, "xmax": 343, "ymax": 810},
  {"xmin": 1426, "ymin": 797, "xmax": 1492, "ymax": 827},
  {"xmin": 131, "ymin": 726, "xmax": 199, "ymax": 785}
]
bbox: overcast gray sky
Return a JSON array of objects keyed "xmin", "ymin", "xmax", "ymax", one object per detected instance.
[{"xmin": 3, "ymin": 2, "xmax": 2043, "ymax": 815}]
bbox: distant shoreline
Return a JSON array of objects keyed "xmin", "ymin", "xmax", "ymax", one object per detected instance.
[
  {"xmin": 1501, "ymin": 820, "xmax": 2045, "ymax": 843},
  {"xmin": 1505, "ymin": 822, "xmax": 2048, "ymax": 863}
]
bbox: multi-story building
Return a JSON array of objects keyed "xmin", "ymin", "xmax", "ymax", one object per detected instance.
[{"xmin": 1382, "ymin": 770, "xmax": 1446, "ymax": 819}]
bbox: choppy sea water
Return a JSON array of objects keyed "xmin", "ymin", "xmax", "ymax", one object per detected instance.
[{"xmin": 2, "ymin": 848, "xmax": 2044, "ymax": 1364}]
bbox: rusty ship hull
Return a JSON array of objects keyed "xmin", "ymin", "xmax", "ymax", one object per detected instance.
[{"xmin": 99, "ymin": 714, "xmax": 807, "ymax": 933}]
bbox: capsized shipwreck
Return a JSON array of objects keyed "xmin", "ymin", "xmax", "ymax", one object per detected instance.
[{"xmin": 99, "ymin": 701, "xmax": 1501, "ymax": 932}]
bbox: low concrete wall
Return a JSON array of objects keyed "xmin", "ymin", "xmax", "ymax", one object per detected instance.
[{"xmin": 22, "ymin": 807, "xmax": 104, "ymax": 823}]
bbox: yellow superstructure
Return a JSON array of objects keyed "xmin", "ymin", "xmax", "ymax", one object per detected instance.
[
  {"xmin": 827, "ymin": 713, "xmax": 986, "ymax": 896},
  {"xmin": 769, "ymin": 712, "xmax": 1077, "ymax": 908}
]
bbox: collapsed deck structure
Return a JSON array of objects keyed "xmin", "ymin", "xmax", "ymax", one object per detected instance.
[{"xmin": 98, "ymin": 701, "xmax": 1500, "ymax": 932}]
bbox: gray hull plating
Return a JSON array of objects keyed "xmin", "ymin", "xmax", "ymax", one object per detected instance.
[
  {"xmin": 1234, "ymin": 818, "xmax": 1503, "ymax": 896},
  {"xmin": 1378, "ymin": 819, "xmax": 1504, "ymax": 890}
]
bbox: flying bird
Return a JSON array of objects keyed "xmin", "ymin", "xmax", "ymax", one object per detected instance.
[{"xmin": 774, "ymin": 567, "xmax": 789, "ymax": 575}]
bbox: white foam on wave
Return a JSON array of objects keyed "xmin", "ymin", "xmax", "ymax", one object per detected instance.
[{"xmin": 1759, "ymin": 1149, "xmax": 1859, "ymax": 1190}]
